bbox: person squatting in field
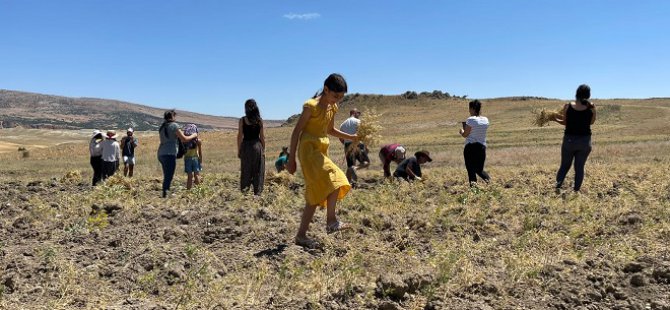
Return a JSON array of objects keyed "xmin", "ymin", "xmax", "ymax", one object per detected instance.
[
  {"xmin": 552, "ymin": 84, "xmax": 597, "ymax": 192},
  {"xmin": 394, "ymin": 150, "xmax": 432, "ymax": 181},
  {"xmin": 287, "ymin": 73, "xmax": 356, "ymax": 248},
  {"xmin": 460, "ymin": 100, "xmax": 491, "ymax": 187},
  {"xmin": 379, "ymin": 143, "xmax": 406, "ymax": 178},
  {"xmin": 238, "ymin": 99, "xmax": 266, "ymax": 196},
  {"xmin": 157, "ymin": 109, "xmax": 198, "ymax": 198},
  {"xmin": 275, "ymin": 146, "xmax": 289, "ymax": 172}
]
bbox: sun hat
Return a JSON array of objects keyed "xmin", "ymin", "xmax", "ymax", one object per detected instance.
[
  {"xmin": 415, "ymin": 150, "xmax": 433, "ymax": 162},
  {"xmin": 106, "ymin": 130, "xmax": 118, "ymax": 139},
  {"xmin": 92, "ymin": 130, "xmax": 102, "ymax": 138}
]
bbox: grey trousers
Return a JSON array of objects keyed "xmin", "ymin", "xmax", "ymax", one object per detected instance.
[{"xmin": 240, "ymin": 140, "xmax": 265, "ymax": 195}]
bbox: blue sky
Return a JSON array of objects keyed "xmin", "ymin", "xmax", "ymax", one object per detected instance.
[{"xmin": 1, "ymin": 1, "xmax": 669, "ymax": 119}]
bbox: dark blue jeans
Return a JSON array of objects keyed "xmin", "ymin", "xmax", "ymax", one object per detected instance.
[
  {"xmin": 158, "ymin": 155, "xmax": 177, "ymax": 196},
  {"xmin": 556, "ymin": 135, "xmax": 592, "ymax": 191}
]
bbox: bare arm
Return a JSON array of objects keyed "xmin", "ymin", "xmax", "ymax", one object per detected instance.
[
  {"xmin": 553, "ymin": 104, "xmax": 569, "ymax": 126},
  {"xmin": 237, "ymin": 118, "xmax": 243, "ymax": 158},
  {"xmin": 197, "ymin": 140, "xmax": 203, "ymax": 162},
  {"xmin": 406, "ymin": 161, "xmax": 418, "ymax": 178},
  {"xmin": 460, "ymin": 124, "xmax": 472, "ymax": 138},
  {"xmin": 328, "ymin": 115, "xmax": 357, "ymax": 141},
  {"xmin": 287, "ymin": 107, "xmax": 312, "ymax": 174},
  {"xmin": 176, "ymin": 129, "xmax": 197, "ymax": 143}
]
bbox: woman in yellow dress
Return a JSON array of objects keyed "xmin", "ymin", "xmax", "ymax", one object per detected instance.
[{"xmin": 287, "ymin": 73, "xmax": 357, "ymax": 247}]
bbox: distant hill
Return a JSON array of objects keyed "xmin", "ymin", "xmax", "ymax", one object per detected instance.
[{"xmin": 0, "ymin": 89, "xmax": 283, "ymax": 131}]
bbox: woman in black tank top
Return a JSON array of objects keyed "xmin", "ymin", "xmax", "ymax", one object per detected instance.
[
  {"xmin": 237, "ymin": 99, "xmax": 266, "ymax": 195},
  {"xmin": 552, "ymin": 84, "xmax": 597, "ymax": 192}
]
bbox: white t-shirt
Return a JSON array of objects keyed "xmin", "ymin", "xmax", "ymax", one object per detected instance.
[
  {"xmin": 339, "ymin": 116, "xmax": 360, "ymax": 143},
  {"xmin": 465, "ymin": 116, "xmax": 489, "ymax": 146}
]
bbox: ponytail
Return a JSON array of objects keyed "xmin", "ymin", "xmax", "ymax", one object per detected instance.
[
  {"xmin": 313, "ymin": 73, "xmax": 347, "ymax": 98},
  {"xmin": 575, "ymin": 84, "xmax": 591, "ymax": 108}
]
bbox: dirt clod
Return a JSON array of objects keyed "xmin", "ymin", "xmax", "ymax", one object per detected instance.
[
  {"xmin": 623, "ymin": 262, "xmax": 645, "ymax": 273},
  {"xmin": 630, "ymin": 274, "xmax": 646, "ymax": 287},
  {"xmin": 376, "ymin": 273, "xmax": 409, "ymax": 300}
]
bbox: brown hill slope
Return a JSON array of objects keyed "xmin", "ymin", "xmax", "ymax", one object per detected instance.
[{"xmin": 0, "ymin": 89, "xmax": 283, "ymax": 130}]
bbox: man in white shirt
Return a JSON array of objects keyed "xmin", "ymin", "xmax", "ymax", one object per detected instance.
[{"xmin": 339, "ymin": 108, "xmax": 369, "ymax": 185}]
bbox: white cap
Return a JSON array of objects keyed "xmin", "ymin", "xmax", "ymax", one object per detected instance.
[
  {"xmin": 127, "ymin": 127, "xmax": 134, "ymax": 133},
  {"xmin": 395, "ymin": 146, "xmax": 406, "ymax": 159},
  {"xmin": 92, "ymin": 130, "xmax": 102, "ymax": 137}
]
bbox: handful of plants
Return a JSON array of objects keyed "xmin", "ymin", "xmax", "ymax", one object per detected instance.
[
  {"xmin": 346, "ymin": 110, "xmax": 382, "ymax": 156},
  {"xmin": 531, "ymin": 107, "xmax": 563, "ymax": 127}
]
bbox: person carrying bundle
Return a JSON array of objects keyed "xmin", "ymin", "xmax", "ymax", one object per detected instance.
[
  {"xmin": 552, "ymin": 84, "xmax": 597, "ymax": 192},
  {"xmin": 339, "ymin": 108, "xmax": 369, "ymax": 185}
]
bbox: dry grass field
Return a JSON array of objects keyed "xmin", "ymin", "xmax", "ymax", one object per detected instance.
[{"xmin": 1, "ymin": 96, "xmax": 669, "ymax": 309}]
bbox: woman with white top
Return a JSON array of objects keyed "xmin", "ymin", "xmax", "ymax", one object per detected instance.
[{"xmin": 459, "ymin": 100, "xmax": 491, "ymax": 186}]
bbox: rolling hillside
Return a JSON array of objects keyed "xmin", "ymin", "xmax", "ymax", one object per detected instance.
[{"xmin": 0, "ymin": 89, "xmax": 283, "ymax": 131}]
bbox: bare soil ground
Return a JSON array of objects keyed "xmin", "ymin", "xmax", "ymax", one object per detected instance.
[{"xmin": 1, "ymin": 97, "xmax": 669, "ymax": 309}]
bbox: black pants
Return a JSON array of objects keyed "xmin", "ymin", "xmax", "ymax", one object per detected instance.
[
  {"xmin": 101, "ymin": 161, "xmax": 117, "ymax": 181},
  {"xmin": 556, "ymin": 134, "xmax": 592, "ymax": 191},
  {"xmin": 158, "ymin": 155, "xmax": 177, "ymax": 196},
  {"xmin": 240, "ymin": 140, "xmax": 265, "ymax": 195},
  {"xmin": 344, "ymin": 142, "xmax": 369, "ymax": 168},
  {"xmin": 90, "ymin": 156, "xmax": 103, "ymax": 186},
  {"xmin": 464, "ymin": 143, "xmax": 490, "ymax": 184}
]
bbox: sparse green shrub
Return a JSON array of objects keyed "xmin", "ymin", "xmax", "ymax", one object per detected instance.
[{"xmin": 86, "ymin": 211, "xmax": 109, "ymax": 230}]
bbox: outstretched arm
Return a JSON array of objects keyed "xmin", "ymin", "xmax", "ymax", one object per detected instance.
[
  {"xmin": 176, "ymin": 129, "xmax": 197, "ymax": 143},
  {"xmin": 328, "ymin": 115, "xmax": 357, "ymax": 141},
  {"xmin": 553, "ymin": 104, "xmax": 569, "ymax": 126}
]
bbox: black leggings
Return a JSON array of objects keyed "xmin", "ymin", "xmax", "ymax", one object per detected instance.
[
  {"xmin": 464, "ymin": 143, "xmax": 490, "ymax": 184},
  {"xmin": 90, "ymin": 156, "xmax": 103, "ymax": 186},
  {"xmin": 556, "ymin": 135, "xmax": 592, "ymax": 191}
]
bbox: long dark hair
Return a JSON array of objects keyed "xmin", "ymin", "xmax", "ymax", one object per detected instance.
[
  {"xmin": 576, "ymin": 84, "xmax": 592, "ymax": 108},
  {"xmin": 469, "ymin": 100, "xmax": 482, "ymax": 116},
  {"xmin": 312, "ymin": 73, "xmax": 348, "ymax": 98},
  {"xmin": 244, "ymin": 99, "xmax": 262, "ymax": 126}
]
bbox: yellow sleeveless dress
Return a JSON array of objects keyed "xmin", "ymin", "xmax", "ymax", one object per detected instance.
[{"xmin": 299, "ymin": 98, "xmax": 351, "ymax": 207}]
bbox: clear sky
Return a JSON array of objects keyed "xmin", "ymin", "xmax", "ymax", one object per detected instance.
[{"xmin": 1, "ymin": 1, "xmax": 668, "ymax": 119}]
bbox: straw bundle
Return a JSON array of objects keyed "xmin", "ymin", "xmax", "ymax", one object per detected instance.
[
  {"xmin": 106, "ymin": 174, "xmax": 133, "ymax": 189},
  {"xmin": 346, "ymin": 110, "xmax": 383, "ymax": 156},
  {"xmin": 266, "ymin": 171, "xmax": 295, "ymax": 187},
  {"xmin": 531, "ymin": 107, "xmax": 564, "ymax": 127},
  {"xmin": 60, "ymin": 170, "xmax": 82, "ymax": 184}
]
